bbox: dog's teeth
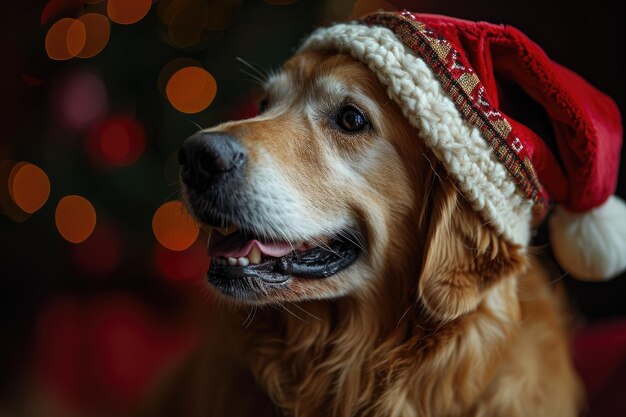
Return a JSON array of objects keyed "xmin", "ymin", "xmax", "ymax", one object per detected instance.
[
  {"xmin": 217, "ymin": 225, "xmax": 239, "ymax": 236},
  {"xmin": 227, "ymin": 257, "xmax": 237, "ymax": 266},
  {"xmin": 238, "ymin": 257, "xmax": 250, "ymax": 267},
  {"xmin": 248, "ymin": 245, "xmax": 261, "ymax": 264}
]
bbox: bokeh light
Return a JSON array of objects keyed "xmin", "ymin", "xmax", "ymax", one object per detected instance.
[
  {"xmin": 205, "ymin": 0, "xmax": 243, "ymax": 31},
  {"xmin": 35, "ymin": 298, "xmax": 82, "ymax": 409},
  {"xmin": 152, "ymin": 200, "xmax": 199, "ymax": 251},
  {"xmin": 0, "ymin": 161, "xmax": 31, "ymax": 222},
  {"xmin": 41, "ymin": 0, "xmax": 83, "ymax": 27},
  {"xmin": 55, "ymin": 71, "xmax": 108, "ymax": 131},
  {"xmin": 21, "ymin": 74, "xmax": 45, "ymax": 87},
  {"xmin": 77, "ymin": 13, "xmax": 110, "ymax": 58},
  {"xmin": 157, "ymin": 57, "xmax": 199, "ymax": 95},
  {"xmin": 45, "ymin": 17, "xmax": 87, "ymax": 60},
  {"xmin": 158, "ymin": 0, "xmax": 242, "ymax": 48},
  {"xmin": 165, "ymin": 66, "xmax": 217, "ymax": 114},
  {"xmin": 36, "ymin": 296, "xmax": 197, "ymax": 411},
  {"xmin": 107, "ymin": 0, "xmax": 152, "ymax": 25},
  {"xmin": 55, "ymin": 195, "xmax": 97, "ymax": 243},
  {"xmin": 230, "ymin": 97, "xmax": 262, "ymax": 120},
  {"xmin": 155, "ymin": 240, "xmax": 209, "ymax": 281},
  {"xmin": 6, "ymin": 162, "xmax": 27, "ymax": 202},
  {"xmin": 86, "ymin": 115, "xmax": 146, "ymax": 167},
  {"xmin": 165, "ymin": 0, "xmax": 209, "ymax": 48},
  {"xmin": 352, "ymin": 0, "xmax": 395, "ymax": 19},
  {"xmin": 8, "ymin": 162, "xmax": 51, "ymax": 214},
  {"xmin": 71, "ymin": 222, "xmax": 122, "ymax": 276}
]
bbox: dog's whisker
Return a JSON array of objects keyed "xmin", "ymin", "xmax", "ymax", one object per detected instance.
[
  {"xmin": 239, "ymin": 71, "xmax": 266, "ymax": 87},
  {"xmin": 242, "ymin": 305, "xmax": 257, "ymax": 328},
  {"xmin": 245, "ymin": 306, "xmax": 258, "ymax": 329},
  {"xmin": 289, "ymin": 302, "xmax": 322, "ymax": 322},
  {"xmin": 337, "ymin": 230, "xmax": 367, "ymax": 254},
  {"xmin": 281, "ymin": 303, "xmax": 306, "ymax": 323},
  {"xmin": 187, "ymin": 119, "xmax": 203, "ymax": 131},
  {"xmin": 548, "ymin": 271, "xmax": 569, "ymax": 285},
  {"xmin": 160, "ymin": 189, "xmax": 184, "ymax": 205},
  {"xmin": 236, "ymin": 57, "xmax": 269, "ymax": 82},
  {"xmin": 396, "ymin": 305, "xmax": 413, "ymax": 328},
  {"xmin": 163, "ymin": 181, "xmax": 182, "ymax": 189},
  {"xmin": 239, "ymin": 67, "xmax": 266, "ymax": 83}
]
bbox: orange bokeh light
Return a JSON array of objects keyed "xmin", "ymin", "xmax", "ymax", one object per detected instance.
[
  {"xmin": 158, "ymin": 0, "xmax": 242, "ymax": 47},
  {"xmin": 152, "ymin": 201, "xmax": 199, "ymax": 251},
  {"xmin": 164, "ymin": 0, "xmax": 208, "ymax": 48},
  {"xmin": 56, "ymin": 195, "xmax": 97, "ymax": 244},
  {"xmin": 1, "ymin": 161, "xmax": 31, "ymax": 222},
  {"xmin": 77, "ymin": 13, "xmax": 110, "ymax": 58},
  {"xmin": 9, "ymin": 162, "xmax": 51, "ymax": 214},
  {"xmin": 157, "ymin": 58, "xmax": 199, "ymax": 95},
  {"xmin": 165, "ymin": 66, "xmax": 217, "ymax": 114},
  {"xmin": 46, "ymin": 18, "xmax": 87, "ymax": 60},
  {"xmin": 107, "ymin": 0, "xmax": 152, "ymax": 25}
]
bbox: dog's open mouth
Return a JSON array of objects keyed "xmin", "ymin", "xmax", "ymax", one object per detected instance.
[{"xmin": 206, "ymin": 227, "xmax": 362, "ymax": 287}]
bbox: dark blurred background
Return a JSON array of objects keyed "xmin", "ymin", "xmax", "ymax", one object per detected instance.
[{"xmin": 1, "ymin": 1, "xmax": 624, "ymax": 416}]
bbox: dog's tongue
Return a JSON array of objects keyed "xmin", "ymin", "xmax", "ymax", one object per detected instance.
[{"xmin": 207, "ymin": 231, "xmax": 293, "ymax": 258}]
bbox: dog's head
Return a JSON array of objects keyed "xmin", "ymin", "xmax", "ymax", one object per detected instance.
[{"xmin": 180, "ymin": 50, "xmax": 525, "ymax": 320}]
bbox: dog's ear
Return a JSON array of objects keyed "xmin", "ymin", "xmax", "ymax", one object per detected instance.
[{"xmin": 417, "ymin": 174, "xmax": 526, "ymax": 322}]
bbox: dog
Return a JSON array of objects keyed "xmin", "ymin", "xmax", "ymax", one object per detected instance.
[{"xmin": 149, "ymin": 45, "xmax": 585, "ymax": 417}]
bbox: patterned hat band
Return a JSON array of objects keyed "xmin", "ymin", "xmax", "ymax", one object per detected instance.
[{"xmin": 299, "ymin": 12, "xmax": 538, "ymax": 246}]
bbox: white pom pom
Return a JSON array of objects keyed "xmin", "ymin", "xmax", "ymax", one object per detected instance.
[{"xmin": 549, "ymin": 196, "xmax": 626, "ymax": 281}]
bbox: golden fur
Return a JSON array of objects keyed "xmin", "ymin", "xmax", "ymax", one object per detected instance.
[{"xmin": 152, "ymin": 51, "xmax": 583, "ymax": 417}]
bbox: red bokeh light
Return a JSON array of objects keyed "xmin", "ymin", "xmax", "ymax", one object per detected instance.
[
  {"xmin": 155, "ymin": 239, "xmax": 209, "ymax": 282},
  {"xmin": 35, "ymin": 298, "xmax": 83, "ymax": 409},
  {"xmin": 35, "ymin": 295, "xmax": 198, "ymax": 412},
  {"xmin": 86, "ymin": 115, "xmax": 146, "ymax": 167},
  {"xmin": 229, "ymin": 97, "xmax": 261, "ymax": 121},
  {"xmin": 71, "ymin": 221, "xmax": 123, "ymax": 276},
  {"xmin": 41, "ymin": 0, "xmax": 83, "ymax": 27}
]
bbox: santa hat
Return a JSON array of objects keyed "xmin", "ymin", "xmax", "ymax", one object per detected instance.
[{"xmin": 299, "ymin": 10, "xmax": 625, "ymax": 281}]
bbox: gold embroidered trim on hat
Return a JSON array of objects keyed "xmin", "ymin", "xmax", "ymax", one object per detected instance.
[{"xmin": 362, "ymin": 11, "xmax": 547, "ymax": 218}]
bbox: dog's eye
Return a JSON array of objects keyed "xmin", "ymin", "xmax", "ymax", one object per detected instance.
[{"xmin": 336, "ymin": 105, "xmax": 369, "ymax": 133}]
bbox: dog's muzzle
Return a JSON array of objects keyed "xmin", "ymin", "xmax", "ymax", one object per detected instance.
[{"xmin": 178, "ymin": 130, "xmax": 363, "ymax": 301}]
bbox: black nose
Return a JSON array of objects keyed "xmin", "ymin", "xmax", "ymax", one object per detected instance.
[{"xmin": 178, "ymin": 132, "xmax": 247, "ymax": 190}]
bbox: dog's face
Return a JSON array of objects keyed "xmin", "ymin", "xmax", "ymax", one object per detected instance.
[
  {"xmin": 180, "ymin": 50, "xmax": 524, "ymax": 314},
  {"xmin": 180, "ymin": 51, "xmax": 428, "ymax": 304}
]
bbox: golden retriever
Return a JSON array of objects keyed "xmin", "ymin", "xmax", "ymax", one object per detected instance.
[{"xmin": 155, "ymin": 50, "xmax": 583, "ymax": 417}]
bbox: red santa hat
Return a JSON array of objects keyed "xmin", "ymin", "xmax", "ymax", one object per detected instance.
[{"xmin": 299, "ymin": 10, "xmax": 625, "ymax": 281}]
